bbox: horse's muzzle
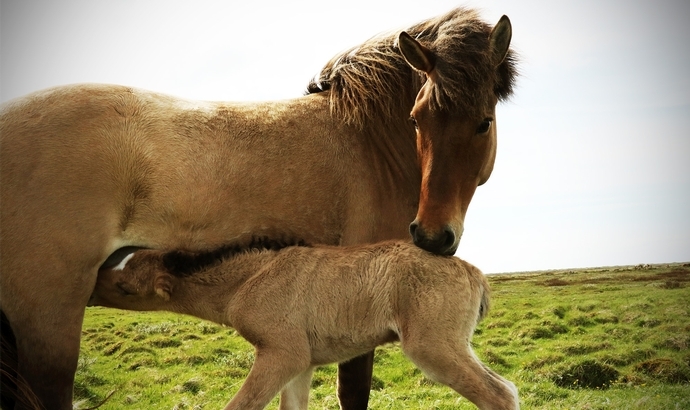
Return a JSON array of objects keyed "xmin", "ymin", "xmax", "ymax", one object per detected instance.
[{"xmin": 409, "ymin": 221, "xmax": 459, "ymax": 256}]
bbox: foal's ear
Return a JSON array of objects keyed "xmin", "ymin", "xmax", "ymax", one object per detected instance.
[
  {"xmin": 489, "ymin": 15, "xmax": 512, "ymax": 66},
  {"xmin": 154, "ymin": 275, "xmax": 173, "ymax": 301},
  {"xmin": 398, "ymin": 31, "xmax": 435, "ymax": 74}
]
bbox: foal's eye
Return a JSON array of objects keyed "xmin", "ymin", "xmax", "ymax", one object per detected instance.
[
  {"xmin": 476, "ymin": 119, "xmax": 492, "ymax": 134},
  {"xmin": 116, "ymin": 282, "xmax": 135, "ymax": 296}
]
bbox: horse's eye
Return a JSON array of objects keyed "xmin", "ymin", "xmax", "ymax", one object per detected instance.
[
  {"xmin": 476, "ymin": 119, "xmax": 492, "ymax": 134},
  {"xmin": 409, "ymin": 116, "xmax": 418, "ymax": 130}
]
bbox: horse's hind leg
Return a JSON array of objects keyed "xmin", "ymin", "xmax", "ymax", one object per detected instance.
[
  {"xmin": 1, "ymin": 309, "xmax": 19, "ymax": 409},
  {"xmin": 1, "ymin": 311, "xmax": 45, "ymax": 410},
  {"xmin": 337, "ymin": 351, "xmax": 374, "ymax": 410},
  {"xmin": 403, "ymin": 338, "xmax": 519, "ymax": 410},
  {"xmin": 2, "ymin": 258, "xmax": 97, "ymax": 410}
]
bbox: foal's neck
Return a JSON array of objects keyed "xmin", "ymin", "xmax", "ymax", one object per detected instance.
[{"xmin": 166, "ymin": 249, "xmax": 281, "ymax": 325}]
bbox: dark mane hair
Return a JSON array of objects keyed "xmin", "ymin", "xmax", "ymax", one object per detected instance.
[
  {"xmin": 307, "ymin": 7, "xmax": 518, "ymax": 126},
  {"xmin": 162, "ymin": 236, "xmax": 309, "ymax": 277}
]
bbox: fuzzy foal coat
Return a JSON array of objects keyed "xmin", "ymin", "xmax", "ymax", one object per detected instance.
[{"xmin": 90, "ymin": 242, "xmax": 519, "ymax": 410}]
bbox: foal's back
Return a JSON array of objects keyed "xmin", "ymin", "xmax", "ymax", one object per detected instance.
[
  {"xmin": 227, "ymin": 241, "xmax": 513, "ymax": 409},
  {"xmin": 228, "ymin": 242, "xmax": 487, "ymax": 363}
]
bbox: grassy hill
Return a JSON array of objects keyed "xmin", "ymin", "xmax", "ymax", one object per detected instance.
[{"xmin": 76, "ymin": 263, "xmax": 690, "ymax": 409}]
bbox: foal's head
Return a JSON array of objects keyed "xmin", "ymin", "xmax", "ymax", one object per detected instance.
[
  {"xmin": 400, "ymin": 14, "xmax": 516, "ymax": 255},
  {"xmin": 89, "ymin": 251, "xmax": 173, "ymax": 310}
]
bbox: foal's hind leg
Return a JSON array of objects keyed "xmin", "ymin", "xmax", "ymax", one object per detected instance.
[
  {"xmin": 279, "ymin": 366, "xmax": 315, "ymax": 410},
  {"xmin": 224, "ymin": 346, "xmax": 311, "ymax": 410},
  {"xmin": 403, "ymin": 337, "xmax": 519, "ymax": 410}
]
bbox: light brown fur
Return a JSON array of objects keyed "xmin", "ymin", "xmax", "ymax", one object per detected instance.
[
  {"xmin": 89, "ymin": 242, "xmax": 519, "ymax": 410},
  {"xmin": 0, "ymin": 7, "xmax": 517, "ymax": 408}
]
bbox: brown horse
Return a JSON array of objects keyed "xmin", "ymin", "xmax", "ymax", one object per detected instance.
[
  {"xmin": 0, "ymin": 7, "xmax": 517, "ymax": 409},
  {"xmin": 88, "ymin": 241, "xmax": 519, "ymax": 410}
]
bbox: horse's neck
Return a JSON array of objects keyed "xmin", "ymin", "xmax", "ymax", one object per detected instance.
[
  {"xmin": 360, "ymin": 116, "xmax": 420, "ymax": 197},
  {"xmin": 351, "ymin": 108, "xmax": 421, "ymax": 240},
  {"xmin": 199, "ymin": 94, "xmax": 420, "ymax": 244}
]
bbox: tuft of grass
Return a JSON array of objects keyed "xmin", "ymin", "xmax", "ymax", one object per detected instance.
[
  {"xmin": 149, "ymin": 337, "xmax": 183, "ymax": 348},
  {"xmin": 77, "ymin": 263, "xmax": 690, "ymax": 409},
  {"xmin": 559, "ymin": 341, "xmax": 611, "ymax": 356},
  {"xmin": 634, "ymin": 358, "xmax": 690, "ymax": 384},
  {"xmin": 550, "ymin": 359, "xmax": 620, "ymax": 389},
  {"xmin": 551, "ymin": 305, "xmax": 567, "ymax": 319},
  {"xmin": 178, "ymin": 377, "xmax": 204, "ymax": 394}
]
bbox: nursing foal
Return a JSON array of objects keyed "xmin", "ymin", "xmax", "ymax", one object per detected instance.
[{"xmin": 89, "ymin": 241, "xmax": 519, "ymax": 410}]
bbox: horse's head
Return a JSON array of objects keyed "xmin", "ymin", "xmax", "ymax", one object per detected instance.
[{"xmin": 399, "ymin": 15, "xmax": 514, "ymax": 255}]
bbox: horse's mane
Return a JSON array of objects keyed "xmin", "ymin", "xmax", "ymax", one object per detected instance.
[
  {"xmin": 306, "ymin": 7, "xmax": 518, "ymax": 127},
  {"xmin": 162, "ymin": 236, "xmax": 309, "ymax": 277}
]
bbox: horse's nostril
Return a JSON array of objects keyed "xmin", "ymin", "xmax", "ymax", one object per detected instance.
[
  {"xmin": 409, "ymin": 221, "xmax": 419, "ymax": 238},
  {"xmin": 442, "ymin": 227, "xmax": 456, "ymax": 250}
]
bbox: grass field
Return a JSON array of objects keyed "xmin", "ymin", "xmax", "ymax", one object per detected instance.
[{"xmin": 76, "ymin": 263, "xmax": 690, "ymax": 409}]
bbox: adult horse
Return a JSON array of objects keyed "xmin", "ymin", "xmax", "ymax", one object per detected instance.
[{"xmin": 0, "ymin": 7, "xmax": 517, "ymax": 409}]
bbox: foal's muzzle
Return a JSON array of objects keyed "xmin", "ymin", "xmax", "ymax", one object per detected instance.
[{"xmin": 409, "ymin": 221, "xmax": 459, "ymax": 256}]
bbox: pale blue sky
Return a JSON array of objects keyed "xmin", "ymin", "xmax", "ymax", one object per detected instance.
[{"xmin": 2, "ymin": 0, "xmax": 688, "ymax": 273}]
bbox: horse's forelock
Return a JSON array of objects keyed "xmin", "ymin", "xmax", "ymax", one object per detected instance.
[
  {"xmin": 411, "ymin": 8, "xmax": 518, "ymax": 117},
  {"xmin": 306, "ymin": 7, "xmax": 518, "ymax": 124}
]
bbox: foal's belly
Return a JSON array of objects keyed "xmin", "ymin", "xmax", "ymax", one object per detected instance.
[{"xmin": 310, "ymin": 329, "xmax": 398, "ymax": 366}]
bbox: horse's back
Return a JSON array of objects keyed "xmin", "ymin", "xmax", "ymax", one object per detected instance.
[
  {"xmin": 1, "ymin": 85, "xmax": 138, "ymax": 267},
  {"xmin": 0, "ymin": 84, "xmax": 361, "ymax": 265}
]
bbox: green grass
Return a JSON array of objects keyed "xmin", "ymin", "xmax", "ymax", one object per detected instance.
[{"xmin": 77, "ymin": 263, "xmax": 690, "ymax": 409}]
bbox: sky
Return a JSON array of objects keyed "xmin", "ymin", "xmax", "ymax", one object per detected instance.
[{"xmin": 1, "ymin": 0, "xmax": 689, "ymax": 273}]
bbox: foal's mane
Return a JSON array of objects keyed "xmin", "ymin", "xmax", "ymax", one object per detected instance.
[
  {"xmin": 307, "ymin": 7, "xmax": 518, "ymax": 126},
  {"xmin": 162, "ymin": 236, "xmax": 309, "ymax": 277}
]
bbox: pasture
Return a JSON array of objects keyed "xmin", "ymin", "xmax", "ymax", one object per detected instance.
[{"xmin": 76, "ymin": 263, "xmax": 690, "ymax": 409}]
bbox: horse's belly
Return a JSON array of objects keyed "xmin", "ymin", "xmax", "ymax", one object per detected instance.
[{"xmin": 119, "ymin": 195, "xmax": 345, "ymax": 251}]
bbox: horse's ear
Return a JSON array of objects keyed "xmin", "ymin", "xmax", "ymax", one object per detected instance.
[
  {"xmin": 398, "ymin": 31, "xmax": 435, "ymax": 73},
  {"xmin": 489, "ymin": 15, "xmax": 512, "ymax": 66}
]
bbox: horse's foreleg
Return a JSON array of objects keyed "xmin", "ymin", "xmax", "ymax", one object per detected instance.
[
  {"xmin": 279, "ymin": 366, "xmax": 314, "ymax": 410},
  {"xmin": 336, "ymin": 351, "xmax": 374, "ymax": 410}
]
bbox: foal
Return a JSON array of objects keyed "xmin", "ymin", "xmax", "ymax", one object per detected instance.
[{"xmin": 89, "ymin": 241, "xmax": 519, "ymax": 410}]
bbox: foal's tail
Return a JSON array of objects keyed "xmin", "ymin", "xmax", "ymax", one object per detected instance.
[{"xmin": 477, "ymin": 274, "xmax": 491, "ymax": 324}]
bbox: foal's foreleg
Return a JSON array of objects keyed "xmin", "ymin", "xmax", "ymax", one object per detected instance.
[
  {"xmin": 404, "ymin": 339, "xmax": 519, "ymax": 410},
  {"xmin": 224, "ymin": 347, "xmax": 311, "ymax": 410}
]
